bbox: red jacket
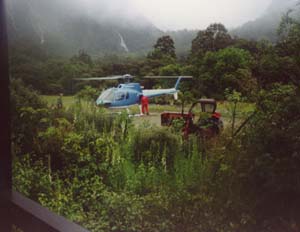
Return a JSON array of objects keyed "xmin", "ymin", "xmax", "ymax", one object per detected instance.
[{"xmin": 141, "ymin": 96, "xmax": 149, "ymax": 105}]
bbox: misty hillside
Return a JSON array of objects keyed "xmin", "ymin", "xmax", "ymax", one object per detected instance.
[
  {"xmin": 6, "ymin": 0, "xmax": 200, "ymax": 57},
  {"xmin": 6, "ymin": 0, "xmax": 300, "ymax": 58},
  {"xmin": 166, "ymin": 30, "xmax": 198, "ymax": 56},
  {"xmin": 231, "ymin": 0, "xmax": 300, "ymax": 42},
  {"xmin": 6, "ymin": 0, "xmax": 163, "ymax": 57}
]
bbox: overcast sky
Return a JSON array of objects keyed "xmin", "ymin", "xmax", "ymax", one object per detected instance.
[{"xmin": 130, "ymin": 0, "xmax": 273, "ymax": 30}]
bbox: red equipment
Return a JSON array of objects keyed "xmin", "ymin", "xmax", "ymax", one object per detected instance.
[{"xmin": 161, "ymin": 99, "xmax": 223, "ymax": 138}]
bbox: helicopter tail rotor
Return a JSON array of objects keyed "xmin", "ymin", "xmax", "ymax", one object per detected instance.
[{"xmin": 174, "ymin": 92, "xmax": 178, "ymax": 100}]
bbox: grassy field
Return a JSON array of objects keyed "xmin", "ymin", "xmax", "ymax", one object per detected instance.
[
  {"xmin": 41, "ymin": 95, "xmax": 255, "ymax": 128},
  {"xmin": 42, "ymin": 95, "xmax": 180, "ymax": 110},
  {"xmin": 41, "ymin": 95, "xmax": 76, "ymax": 108}
]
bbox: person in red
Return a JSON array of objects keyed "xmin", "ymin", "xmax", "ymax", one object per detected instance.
[{"xmin": 139, "ymin": 94, "xmax": 149, "ymax": 115}]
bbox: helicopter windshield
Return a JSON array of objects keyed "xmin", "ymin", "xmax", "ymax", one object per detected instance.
[{"xmin": 99, "ymin": 89, "xmax": 115, "ymax": 102}]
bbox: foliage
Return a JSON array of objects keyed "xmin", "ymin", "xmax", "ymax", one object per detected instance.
[
  {"xmin": 71, "ymin": 50, "xmax": 93, "ymax": 66},
  {"xmin": 253, "ymin": 39, "xmax": 300, "ymax": 88},
  {"xmin": 192, "ymin": 84, "xmax": 300, "ymax": 231},
  {"xmin": 191, "ymin": 23, "xmax": 233, "ymax": 56},
  {"xmin": 178, "ymin": 91, "xmax": 194, "ymax": 114},
  {"xmin": 131, "ymin": 127, "xmax": 180, "ymax": 170},
  {"xmin": 144, "ymin": 35, "xmax": 178, "ymax": 77},
  {"xmin": 75, "ymin": 86, "xmax": 99, "ymax": 102},
  {"xmin": 12, "ymin": 83, "xmax": 300, "ymax": 231},
  {"xmin": 151, "ymin": 35, "xmax": 176, "ymax": 59},
  {"xmin": 193, "ymin": 47, "xmax": 256, "ymax": 99},
  {"xmin": 224, "ymin": 89, "xmax": 247, "ymax": 136},
  {"xmin": 159, "ymin": 64, "xmax": 182, "ymax": 76},
  {"xmin": 11, "ymin": 79, "xmax": 49, "ymax": 156}
]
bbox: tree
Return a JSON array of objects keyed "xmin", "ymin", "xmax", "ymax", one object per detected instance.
[
  {"xmin": 152, "ymin": 35, "xmax": 176, "ymax": 59},
  {"xmin": 147, "ymin": 35, "xmax": 177, "ymax": 70},
  {"xmin": 10, "ymin": 79, "xmax": 48, "ymax": 156},
  {"xmin": 159, "ymin": 64, "xmax": 182, "ymax": 76},
  {"xmin": 256, "ymin": 52, "xmax": 299, "ymax": 88},
  {"xmin": 191, "ymin": 23, "xmax": 233, "ymax": 56},
  {"xmin": 9, "ymin": 42, "xmax": 49, "ymax": 93},
  {"xmin": 71, "ymin": 50, "xmax": 93, "ymax": 66},
  {"xmin": 277, "ymin": 7, "xmax": 300, "ymax": 59},
  {"xmin": 233, "ymin": 38, "xmax": 259, "ymax": 55},
  {"xmin": 194, "ymin": 47, "xmax": 255, "ymax": 98}
]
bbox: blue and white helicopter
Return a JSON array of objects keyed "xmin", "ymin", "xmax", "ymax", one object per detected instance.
[{"xmin": 75, "ymin": 74, "xmax": 192, "ymax": 109}]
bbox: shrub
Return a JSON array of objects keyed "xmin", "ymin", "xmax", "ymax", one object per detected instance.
[{"xmin": 131, "ymin": 127, "xmax": 180, "ymax": 170}]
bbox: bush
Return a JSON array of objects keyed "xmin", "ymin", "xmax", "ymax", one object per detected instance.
[
  {"xmin": 220, "ymin": 84, "xmax": 300, "ymax": 228},
  {"xmin": 131, "ymin": 127, "xmax": 180, "ymax": 170}
]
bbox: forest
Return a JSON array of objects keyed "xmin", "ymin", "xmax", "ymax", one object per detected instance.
[{"xmin": 10, "ymin": 7, "xmax": 300, "ymax": 232}]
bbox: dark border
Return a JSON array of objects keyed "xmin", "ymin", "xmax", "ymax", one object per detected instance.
[{"xmin": 0, "ymin": 0, "xmax": 11, "ymax": 194}]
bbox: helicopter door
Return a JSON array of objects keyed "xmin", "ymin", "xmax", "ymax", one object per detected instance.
[{"xmin": 115, "ymin": 92, "xmax": 126, "ymax": 101}]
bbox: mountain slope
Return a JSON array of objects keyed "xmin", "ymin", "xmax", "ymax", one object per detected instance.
[
  {"xmin": 6, "ymin": 0, "xmax": 162, "ymax": 57},
  {"xmin": 231, "ymin": 0, "xmax": 300, "ymax": 42}
]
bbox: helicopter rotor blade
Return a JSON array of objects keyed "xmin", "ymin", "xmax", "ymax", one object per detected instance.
[
  {"xmin": 74, "ymin": 76, "xmax": 123, "ymax": 81},
  {"xmin": 74, "ymin": 75, "xmax": 134, "ymax": 81},
  {"xmin": 143, "ymin": 76, "xmax": 193, "ymax": 79}
]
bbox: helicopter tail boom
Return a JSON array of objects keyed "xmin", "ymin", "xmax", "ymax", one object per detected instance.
[
  {"xmin": 175, "ymin": 77, "xmax": 182, "ymax": 90},
  {"xmin": 144, "ymin": 76, "xmax": 192, "ymax": 90}
]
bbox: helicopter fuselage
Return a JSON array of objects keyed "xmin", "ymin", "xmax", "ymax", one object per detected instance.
[
  {"xmin": 94, "ymin": 76, "xmax": 189, "ymax": 108},
  {"xmin": 96, "ymin": 83, "xmax": 143, "ymax": 108}
]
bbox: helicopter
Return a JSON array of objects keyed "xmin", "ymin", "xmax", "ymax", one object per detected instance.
[{"xmin": 75, "ymin": 74, "xmax": 192, "ymax": 109}]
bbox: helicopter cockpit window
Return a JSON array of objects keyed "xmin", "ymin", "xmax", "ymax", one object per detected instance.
[
  {"xmin": 126, "ymin": 92, "xmax": 129, "ymax": 99},
  {"xmin": 115, "ymin": 92, "xmax": 125, "ymax": 101},
  {"xmin": 99, "ymin": 89, "xmax": 115, "ymax": 102}
]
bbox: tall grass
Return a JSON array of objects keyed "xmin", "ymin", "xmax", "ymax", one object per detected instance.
[{"xmin": 15, "ymin": 97, "xmax": 247, "ymax": 231}]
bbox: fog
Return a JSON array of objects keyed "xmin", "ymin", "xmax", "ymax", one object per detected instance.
[
  {"xmin": 8, "ymin": 0, "xmax": 299, "ymax": 31},
  {"xmin": 52, "ymin": 0, "xmax": 149, "ymax": 26},
  {"xmin": 63, "ymin": 0, "xmax": 290, "ymax": 30},
  {"xmin": 132, "ymin": 0, "xmax": 275, "ymax": 30}
]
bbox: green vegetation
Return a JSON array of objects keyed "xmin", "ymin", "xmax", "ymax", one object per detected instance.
[{"xmin": 10, "ymin": 8, "xmax": 300, "ymax": 232}]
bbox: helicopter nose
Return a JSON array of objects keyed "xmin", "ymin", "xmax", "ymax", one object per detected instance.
[
  {"xmin": 96, "ymin": 99, "xmax": 102, "ymax": 105},
  {"xmin": 96, "ymin": 99, "xmax": 111, "ymax": 107}
]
